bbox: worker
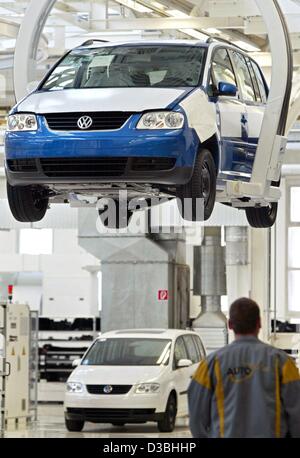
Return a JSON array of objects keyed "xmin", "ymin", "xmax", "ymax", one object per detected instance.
[{"xmin": 188, "ymin": 297, "xmax": 300, "ymax": 438}]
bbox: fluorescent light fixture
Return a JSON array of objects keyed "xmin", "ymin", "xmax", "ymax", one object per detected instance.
[
  {"xmin": 151, "ymin": 1, "xmax": 166, "ymax": 9},
  {"xmin": 233, "ymin": 40, "xmax": 260, "ymax": 52},
  {"xmin": 181, "ymin": 28, "xmax": 208, "ymax": 41},
  {"xmin": 114, "ymin": 0, "xmax": 153, "ymax": 13},
  {"xmin": 167, "ymin": 9, "xmax": 189, "ymax": 18},
  {"xmin": 204, "ymin": 28, "xmax": 221, "ymax": 34}
]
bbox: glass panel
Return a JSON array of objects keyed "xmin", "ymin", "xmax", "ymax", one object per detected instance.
[
  {"xmin": 288, "ymin": 228, "xmax": 300, "ymax": 268},
  {"xmin": 212, "ymin": 48, "xmax": 237, "ymax": 86},
  {"xmin": 251, "ymin": 60, "xmax": 267, "ymax": 103},
  {"xmin": 42, "ymin": 45, "xmax": 206, "ymax": 90},
  {"xmin": 288, "ymin": 271, "xmax": 300, "ymax": 312},
  {"xmin": 230, "ymin": 51, "xmax": 256, "ymax": 102},
  {"xmin": 290, "ymin": 187, "xmax": 300, "ymax": 222},
  {"xmin": 182, "ymin": 335, "xmax": 199, "ymax": 364},
  {"xmin": 82, "ymin": 338, "xmax": 172, "ymax": 366}
]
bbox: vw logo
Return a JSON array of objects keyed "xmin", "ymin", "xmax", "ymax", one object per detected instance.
[
  {"xmin": 103, "ymin": 385, "xmax": 113, "ymax": 394},
  {"xmin": 77, "ymin": 116, "xmax": 93, "ymax": 130}
]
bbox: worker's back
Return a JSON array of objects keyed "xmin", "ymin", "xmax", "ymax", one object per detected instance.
[{"xmin": 188, "ymin": 336, "xmax": 300, "ymax": 438}]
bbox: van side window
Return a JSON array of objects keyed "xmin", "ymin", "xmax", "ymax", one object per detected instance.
[
  {"xmin": 182, "ymin": 335, "xmax": 199, "ymax": 364},
  {"xmin": 246, "ymin": 57, "xmax": 262, "ymax": 103},
  {"xmin": 173, "ymin": 337, "xmax": 188, "ymax": 368},
  {"xmin": 192, "ymin": 335, "xmax": 206, "ymax": 359},
  {"xmin": 230, "ymin": 51, "xmax": 256, "ymax": 102},
  {"xmin": 251, "ymin": 60, "xmax": 268, "ymax": 103},
  {"xmin": 211, "ymin": 48, "xmax": 237, "ymax": 89}
]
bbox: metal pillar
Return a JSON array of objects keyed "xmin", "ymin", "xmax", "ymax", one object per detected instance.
[
  {"xmin": 78, "ymin": 209, "xmax": 190, "ymax": 332},
  {"xmin": 250, "ymin": 229, "xmax": 271, "ymax": 342},
  {"xmin": 193, "ymin": 227, "xmax": 227, "ymax": 353}
]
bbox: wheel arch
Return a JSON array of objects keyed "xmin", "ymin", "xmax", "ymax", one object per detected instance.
[{"xmin": 201, "ymin": 134, "xmax": 220, "ymax": 172}]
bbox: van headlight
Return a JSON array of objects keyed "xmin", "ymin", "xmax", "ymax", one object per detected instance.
[
  {"xmin": 66, "ymin": 382, "xmax": 84, "ymax": 393},
  {"xmin": 135, "ymin": 383, "xmax": 160, "ymax": 394},
  {"xmin": 7, "ymin": 114, "xmax": 38, "ymax": 132},
  {"xmin": 136, "ymin": 111, "xmax": 184, "ymax": 130}
]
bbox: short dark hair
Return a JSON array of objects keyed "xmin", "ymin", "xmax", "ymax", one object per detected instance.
[{"xmin": 229, "ymin": 298, "xmax": 260, "ymax": 334}]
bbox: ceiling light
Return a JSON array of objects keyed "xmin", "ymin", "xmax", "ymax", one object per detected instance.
[
  {"xmin": 151, "ymin": 1, "xmax": 166, "ymax": 9},
  {"xmin": 233, "ymin": 40, "xmax": 260, "ymax": 52},
  {"xmin": 167, "ymin": 9, "xmax": 190, "ymax": 18},
  {"xmin": 114, "ymin": 0, "xmax": 153, "ymax": 13},
  {"xmin": 204, "ymin": 28, "xmax": 221, "ymax": 35}
]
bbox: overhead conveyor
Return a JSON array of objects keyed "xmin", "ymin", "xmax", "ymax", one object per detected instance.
[{"xmin": 13, "ymin": 0, "xmax": 294, "ymax": 215}]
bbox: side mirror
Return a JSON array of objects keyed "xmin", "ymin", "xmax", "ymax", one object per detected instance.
[
  {"xmin": 26, "ymin": 81, "xmax": 40, "ymax": 94},
  {"xmin": 72, "ymin": 358, "xmax": 81, "ymax": 367},
  {"xmin": 218, "ymin": 81, "xmax": 238, "ymax": 97},
  {"xmin": 177, "ymin": 359, "xmax": 193, "ymax": 368}
]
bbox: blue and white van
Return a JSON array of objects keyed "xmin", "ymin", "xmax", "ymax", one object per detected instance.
[{"xmin": 5, "ymin": 39, "xmax": 273, "ymax": 228}]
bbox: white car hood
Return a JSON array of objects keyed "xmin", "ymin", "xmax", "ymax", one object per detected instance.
[
  {"xmin": 17, "ymin": 88, "xmax": 187, "ymax": 113},
  {"xmin": 70, "ymin": 365, "xmax": 168, "ymax": 385}
]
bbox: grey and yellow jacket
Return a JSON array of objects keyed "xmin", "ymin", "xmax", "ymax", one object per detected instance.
[{"xmin": 188, "ymin": 336, "xmax": 300, "ymax": 438}]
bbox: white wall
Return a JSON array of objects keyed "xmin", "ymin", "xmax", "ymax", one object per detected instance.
[{"xmin": 0, "ymin": 228, "xmax": 100, "ymax": 317}]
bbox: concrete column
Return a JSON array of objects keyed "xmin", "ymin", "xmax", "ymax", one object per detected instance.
[
  {"xmin": 82, "ymin": 265, "xmax": 101, "ymax": 317},
  {"xmin": 250, "ymin": 228, "xmax": 271, "ymax": 342}
]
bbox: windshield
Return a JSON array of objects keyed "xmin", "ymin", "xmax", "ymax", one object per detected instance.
[
  {"xmin": 82, "ymin": 338, "xmax": 172, "ymax": 366},
  {"xmin": 41, "ymin": 45, "xmax": 206, "ymax": 91}
]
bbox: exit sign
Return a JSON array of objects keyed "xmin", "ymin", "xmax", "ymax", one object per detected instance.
[{"xmin": 158, "ymin": 290, "xmax": 169, "ymax": 301}]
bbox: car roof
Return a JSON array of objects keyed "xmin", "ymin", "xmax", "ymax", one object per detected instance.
[
  {"xmin": 76, "ymin": 39, "xmax": 209, "ymax": 50},
  {"xmin": 96, "ymin": 328, "xmax": 199, "ymax": 340}
]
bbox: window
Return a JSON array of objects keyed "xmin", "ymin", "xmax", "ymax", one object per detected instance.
[
  {"xmin": 211, "ymin": 48, "xmax": 237, "ymax": 87},
  {"xmin": 230, "ymin": 51, "xmax": 256, "ymax": 102},
  {"xmin": 246, "ymin": 58, "xmax": 261, "ymax": 103},
  {"xmin": 182, "ymin": 335, "xmax": 199, "ymax": 364},
  {"xmin": 173, "ymin": 337, "xmax": 188, "ymax": 367},
  {"xmin": 82, "ymin": 338, "xmax": 172, "ymax": 366},
  {"xmin": 42, "ymin": 45, "xmax": 206, "ymax": 90},
  {"xmin": 192, "ymin": 335, "xmax": 206, "ymax": 359},
  {"xmin": 287, "ymin": 186, "xmax": 300, "ymax": 314},
  {"xmin": 251, "ymin": 61, "xmax": 267, "ymax": 103},
  {"xmin": 19, "ymin": 229, "xmax": 53, "ymax": 255}
]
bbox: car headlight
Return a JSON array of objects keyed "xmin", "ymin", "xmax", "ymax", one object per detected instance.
[
  {"xmin": 135, "ymin": 383, "xmax": 160, "ymax": 394},
  {"xmin": 66, "ymin": 382, "xmax": 84, "ymax": 393},
  {"xmin": 7, "ymin": 114, "xmax": 38, "ymax": 132},
  {"xmin": 136, "ymin": 111, "xmax": 184, "ymax": 130}
]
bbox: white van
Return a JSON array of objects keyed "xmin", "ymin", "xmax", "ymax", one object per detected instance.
[{"xmin": 64, "ymin": 329, "xmax": 206, "ymax": 433}]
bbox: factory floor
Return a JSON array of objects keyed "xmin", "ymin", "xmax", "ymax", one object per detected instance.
[{"xmin": 5, "ymin": 404, "xmax": 192, "ymax": 438}]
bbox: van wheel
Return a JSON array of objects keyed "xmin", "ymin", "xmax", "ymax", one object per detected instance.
[
  {"xmin": 98, "ymin": 200, "xmax": 133, "ymax": 229},
  {"xmin": 246, "ymin": 203, "xmax": 278, "ymax": 228},
  {"xmin": 7, "ymin": 182, "xmax": 48, "ymax": 223},
  {"xmin": 177, "ymin": 149, "xmax": 216, "ymax": 221},
  {"xmin": 65, "ymin": 418, "xmax": 84, "ymax": 432},
  {"xmin": 157, "ymin": 394, "xmax": 177, "ymax": 433}
]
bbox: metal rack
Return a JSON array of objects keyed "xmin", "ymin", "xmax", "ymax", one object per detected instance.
[
  {"xmin": 0, "ymin": 303, "xmax": 7, "ymax": 438},
  {"xmin": 29, "ymin": 311, "xmax": 39, "ymax": 422}
]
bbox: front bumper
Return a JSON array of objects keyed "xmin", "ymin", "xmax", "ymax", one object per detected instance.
[
  {"xmin": 64, "ymin": 390, "xmax": 166, "ymax": 423},
  {"xmin": 65, "ymin": 407, "xmax": 164, "ymax": 424},
  {"xmin": 5, "ymin": 114, "xmax": 199, "ymax": 188}
]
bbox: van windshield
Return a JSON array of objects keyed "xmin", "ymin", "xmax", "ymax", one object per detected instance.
[
  {"xmin": 81, "ymin": 338, "xmax": 172, "ymax": 366},
  {"xmin": 41, "ymin": 45, "xmax": 206, "ymax": 91}
]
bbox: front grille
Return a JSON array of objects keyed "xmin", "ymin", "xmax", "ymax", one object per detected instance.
[
  {"xmin": 132, "ymin": 157, "xmax": 176, "ymax": 171},
  {"xmin": 44, "ymin": 112, "xmax": 134, "ymax": 131},
  {"xmin": 8, "ymin": 157, "xmax": 177, "ymax": 178},
  {"xmin": 7, "ymin": 159, "xmax": 38, "ymax": 172},
  {"xmin": 86, "ymin": 385, "xmax": 132, "ymax": 395},
  {"xmin": 40, "ymin": 158, "xmax": 127, "ymax": 178},
  {"xmin": 67, "ymin": 408, "xmax": 155, "ymax": 419}
]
